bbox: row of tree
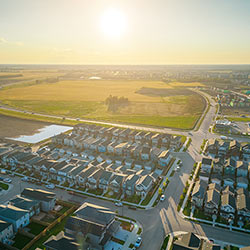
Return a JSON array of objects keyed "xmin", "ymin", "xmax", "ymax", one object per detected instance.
[{"xmin": 105, "ymin": 95, "xmax": 129, "ymax": 112}]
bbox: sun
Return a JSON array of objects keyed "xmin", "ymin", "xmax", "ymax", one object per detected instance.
[{"xmin": 100, "ymin": 8, "xmax": 127, "ymax": 39}]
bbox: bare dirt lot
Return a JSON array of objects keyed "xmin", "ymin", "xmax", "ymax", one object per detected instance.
[{"xmin": 0, "ymin": 114, "xmax": 50, "ymax": 138}]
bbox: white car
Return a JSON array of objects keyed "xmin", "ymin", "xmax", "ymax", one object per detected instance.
[
  {"xmin": 3, "ymin": 178, "xmax": 12, "ymax": 183},
  {"xmin": 160, "ymin": 195, "xmax": 165, "ymax": 201},
  {"xmin": 45, "ymin": 184, "xmax": 55, "ymax": 189},
  {"xmin": 175, "ymin": 166, "xmax": 180, "ymax": 172},
  {"xmin": 115, "ymin": 202, "xmax": 123, "ymax": 207}
]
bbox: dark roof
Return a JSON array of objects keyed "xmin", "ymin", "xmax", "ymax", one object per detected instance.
[
  {"xmin": 221, "ymin": 193, "xmax": 236, "ymax": 209},
  {"xmin": 202, "ymin": 158, "xmax": 212, "ymax": 165},
  {"xmin": 0, "ymin": 219, "xmax": 12, "ymax": 232},
  {"xmin": 192, "ymin": 181, "xmax": 207, "ymax": 198},
  {"xmin": 44, "ymin": 231, "xmax": 79, "ymax": 250},
  {"xmin": 0, "ymin": 205, "xmax": 28, "ymax": 221},
  {"xmin": 174, "ymin": 233, "xmax": 201, "ymax": 250},
  {"xmin": 75, "ymin": 202, "xmax": 115, "ymax": 226},
  {"xmin": 9, "ymin": 195, "xmax": 40, "ymax": 211},
  {"xmin": 181, "ymin": 233, "xmax": 201, "ymax": 248},
  {"xmin": 21, "ymin": 188, "xmax": 56, "ymax": 202},
  {"xmin": 65, "ymin": 216, "xmax": 104, "ymax": 237}
]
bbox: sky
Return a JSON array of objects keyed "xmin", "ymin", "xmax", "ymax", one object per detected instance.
[{"xmin": 0, "ymin": 0, "xmax": 250, "ymax": 64}]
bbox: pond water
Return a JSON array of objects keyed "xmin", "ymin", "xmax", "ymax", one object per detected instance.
[{"xmin": 8, "ymin": 124, "xmax": 73, "ymax": 144}]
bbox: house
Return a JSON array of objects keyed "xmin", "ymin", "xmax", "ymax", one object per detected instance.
[
  {"xmin": 236, "ymin": 161, "xmax": 248, "ymax": 177},
  {"xmin": 158, "ymin": 150, "xmax": 171, "ymax": 167},
  {"xmin": 44, "ymin": 231, "xmax": 80, "ymax": 250},
  {"xmin": 223, "ymin": 175, "xmax": 235, "ymax": 188},
  {"xmin": 199, "ymin": 171, "xmax": 210, "ymax": 183},
  {"xmin": 0, "ymin": 220, "xmax": 13, "ymax": 244},
  {"xmin": 191, "ymin": 180, "xmax": 207, "ymax": 208},
  {"xmin": 172, "ymin": 232, "xmax": 201, "ymax": 250},
  {"xmin": 9, "ymin": 195, "xmax": 40, "ymax": 217},
  {"xmin": 224, "ymin": 160, "xmax": 236, "ymax": 176},
  {"xmin": 65, "ymin": 203, "xmax": 119, "ymax": 250},
  {"xmin": 21, "ymin": 188, "xmax": 56, "ymax": 212},
  {"xmin": 212, "ymin": 158, "xmax": 224, "ymax": 174},
  {"xmin": 0, "ymin": 205, "xmax": 29, "ymax": 232},
  {"xmin": 236, "ymin": 188, "xmax": 250, "ymax": 220},
  {"xmin": 242, "ymin": 144, "xmax": 250, "ymax": 162},
  {"xmin": 206, "ymin": 139, "xmax": 219, "ymax": 157},
  {"xmin": 170, "ymin": 136, "xmax": 182, "ymax": 150},
  {"xmin": 144, "ymin": 161, "xmax": 155, "ymax": 172},
  {"xmin": 141, "ymin": 146, "xmax": 151, "ymax": 161},
  {"xmin": 237, "ymin": 177, "xmax": 248, "ymax": 189},
  {"xmin": 201, "ymin": 158, "xmax": 212, "ymax": 173},
  {"xmin": 222, "ymin": 186, "xmax": 234, "ymax": 196},
  {"xmin": 204, "ymin": 188, "xmax": 220, "ymax": 214},
  {"xmin": 124, "ymin": 158, "xmax": 134, "ymax": 168},
  {"xmin": 228, "ymin": 140, "xmax": 241, "ymax": 159},
  {"xmin": 98, "ymin": 170, "xmax": 114, "ymax": 192},
  {"xmin": 220, "ymin": 192, "xmax": 236, "ymax": 219},
  {"xmin": 114, "ymin": 142, "xmax": 128, "ymax": 155},
  {"xmin": 135, "ymin": 175, "xmax": 154, "ymax": 198},
  {"xmin": 77, "ymin": 166, "xmax": 98, "ymax": 186},
  {"xmin": 210, "ymin": 173, "xmax": 222, "ymax": 186},
  {"xmin": 134, "ymin": 160, "xmax": 143, "ymax": 171},
  {"xmin": 86, "ymin": 169, "xmax": 104, "ymax": 190},
  {"xmin": 109, "ymin": 173, "xmax": 126, "ymax": 193},
  {"xmin": 218, "ymin": 141, "xmax": 229, "ymax": 157},
  {"xmin": 123, "ymin": 174, "xmax": 140, "ymax": 196}
]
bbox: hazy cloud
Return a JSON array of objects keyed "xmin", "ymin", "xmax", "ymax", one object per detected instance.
[{"xmin": 0, "ymin": 37, "xmax": 23, "ymax": 46}]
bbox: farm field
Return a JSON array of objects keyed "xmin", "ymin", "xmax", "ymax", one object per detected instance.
[{"xmin": 0, "ymin": 80, "xmax": 205, "ymax": 129}]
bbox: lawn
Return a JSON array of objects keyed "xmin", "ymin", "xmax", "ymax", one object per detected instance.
[
  {"xmin": 227, "ymin": 117, "xmax": 250, "ymax": 122},
  {"xmin": 193, "ymin": 209, "xmax": 212, "ymax": 221},
  {"xmin": 0, "ymin": 80, "xmax": 205, "ymax": 129},
  {"xmin": 161, "ymin": 235, "xmax": 170, "ymax": 250},
  {"xmin": 0, "ymin": 182, "xmax": 9, "ymax": 190},
  {"xmin": 27, "ymin": 222, "xmax": 46, "ymax": 235},
  {"xmin": 12, "ymin": 233, "xmax": 33, "ymax": 249},
  {"xmin": 123, "ymin": 194, "xmax": 141, "ymax": 204}
]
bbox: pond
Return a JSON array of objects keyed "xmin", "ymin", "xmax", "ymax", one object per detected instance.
[{"xmin": 8, "ymin": 124, "xmax": 72, "ymax": 144}]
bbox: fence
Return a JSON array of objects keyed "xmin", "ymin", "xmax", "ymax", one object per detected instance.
[{"xmin": 22, "ymin": 205, "xmax": 76, "ymax": 250}]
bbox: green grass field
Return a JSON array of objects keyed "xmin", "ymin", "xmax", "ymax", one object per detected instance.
[
  {"xmin": 0, "ymin": 80, "xmax": 205, "ymax": 129},
  {"xmin": 227, "ymin": 116, "xmax": 250, "ymax": 122}
]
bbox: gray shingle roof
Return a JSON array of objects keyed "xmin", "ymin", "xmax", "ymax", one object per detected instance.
[{"xmin": 21, "ymin": 188, "xmax": 56, "ymax": 202}]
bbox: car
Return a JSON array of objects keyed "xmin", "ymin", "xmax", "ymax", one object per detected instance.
[
  {"xmin": 3, "ymin": 178, "xmax": 12, "ymax": 183},
  {"xmin": 21, "ymin": 176, "xmax": 29, "ymax": 182},
  {"xmin": 160, "ymin": 195, "xmax": 165, "ymax": 201},
  {"xmin": 45, "ymin": 184, "xmax": 55, "ymax": 189},
  {"xmin": 188, "ymin": 132, "xmax": 192, "ymax": 136},
  {"xmin": 134, "ymin": 237, "xmax": 142, "ymax": 248},
  {"xmin": 115, "ymin": 202, "xmax": 123, "ymax": 207},
  {"xmin": 175, "ymin": 166, "xmax": 180, "ymax": 172}
]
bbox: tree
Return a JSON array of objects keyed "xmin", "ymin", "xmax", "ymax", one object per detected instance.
[
  {"xmin": 163, "ymin": 182, "xmax": 167, "ymax": 188},
  {"xmin": 158, "ymin": 188, "xmax": 162, "ymax": 195}
]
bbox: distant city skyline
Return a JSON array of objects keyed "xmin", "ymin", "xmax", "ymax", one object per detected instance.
[{"xmin": 1, "ymin": 0, "xmax": 250, "ymax": 64}]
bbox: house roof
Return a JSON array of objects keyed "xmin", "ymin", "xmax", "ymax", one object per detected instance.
[
  {"xmin": 21, "ymin": 188, "xmax": 56, "ymax": 202},
  {"xmin": 0, "ymin": 205, "xmax": 29, "ymax": 221},
  {"xmin": 173, "ymin": 232, "xmax": 201, "ymax": 250},
  {"xmin": 206, "ymin": 189, "xmax": 220, "ymax": 205},
  {"xmin": 9, "ymin": 195, "xmax": 40, "ymax": 211},
  {"xmin": 221, "ymin": 193, "xmax": 236, "ymax": 209},
  {"xmin": 75, "ymin": 202, "xmax": 115, "ymax": 226},
  {"xmin": 0, "ymin": 219, "xmax": 12, "ymax": 232},
  {"xmin": 202, "ymin": 158, "xmax": 212, "ymax": 165},
  {"xmin": 192, "ymin": 181, "xmax": 207, "ymax": 198},
  {"xmin": 44, "ymin": 231, "xmax": 80, "ymax": 250},
  {"xmin": 237, "ymin": 193, "xmax": 250, "ymax": 211}
]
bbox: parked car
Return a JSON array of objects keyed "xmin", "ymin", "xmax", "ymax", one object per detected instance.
[
  {"xmin": 160, "ymin": 195, "xmax": 165, "ymax": 201},
  {"xmin": 3, "ymin": 178, "xmax": 12, "ymax": 183},
  {"xmin": 175, "ymin": 166, "xmax": 180, "ymax": 172},
  {"xmin": 45, "ymin": 184, "xmax": 55, "ymax": 189},
  {"xmin": 21, "ymin": 176, "xmax": 29, "ymax": 182},
  {"xmin": 115, "ymin": 202, "xmax": 123, "ymax": 207},
  {"xmin": 134, "ymin": 237, "xmax": 142, "ymax": 248}
]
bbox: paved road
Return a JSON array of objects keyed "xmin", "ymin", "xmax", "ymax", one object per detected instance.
[{"xmin": 1, "ymin": 90, "xmax": 250, "ymax": 249}]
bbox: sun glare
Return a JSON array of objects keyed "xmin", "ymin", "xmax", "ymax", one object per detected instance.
[{"xmin": 100, "ymin": 8, "xmax": 127, "ymax": 39}]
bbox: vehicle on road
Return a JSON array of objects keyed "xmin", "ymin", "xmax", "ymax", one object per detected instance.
[
  {"xmin": 45, "ymin": 184, "xmax": 55, "ymax": 189},
  {"xmin": 160, "ymin": 195, "xmax": 165, "ymax": 201},
  {"xmin": 21, "ymin": 176, "xmax": 29, "ymax": 182},
  {"xmin": 115, "ymin": 202, "xmax": 123, "ymax": 207},
  {"xmin": 128, "ymin": 206, "xmax": 137, "ymax": 210},
  {"xmin": 220, "ymin": 135, "xmax": 227, "ymax": 140},
  {"xmin": 134, "ymin": 237, "xmax": 142, "ymax": 248},
  {"xmin": 175, "ymin": 166, "xmax": 180, "ymax": 172},
  {"xmin": 188, "ymin": 132, "xmax": 192, "ymax": 135},
  {"xmin": 3, "ymin": 178, "xmax": 12, "ymax": 183}
]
